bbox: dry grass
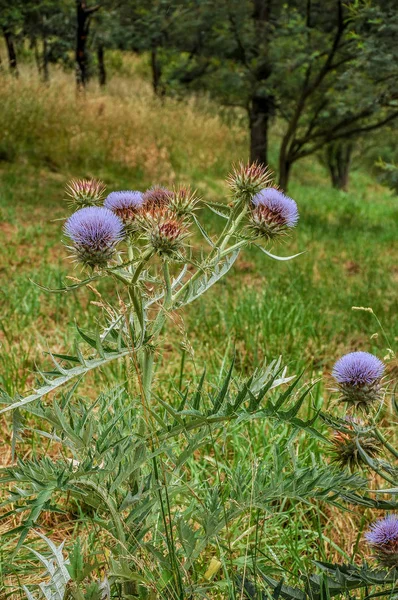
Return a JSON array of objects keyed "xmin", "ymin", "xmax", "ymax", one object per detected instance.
[{"xmin": 0, "ymin": 65, "xmax": 246, "ymax": 186}]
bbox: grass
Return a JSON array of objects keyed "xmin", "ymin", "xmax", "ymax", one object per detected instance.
[{"xmin": 0, "ymin": 60, "xmax": 397, "ymax": 597}]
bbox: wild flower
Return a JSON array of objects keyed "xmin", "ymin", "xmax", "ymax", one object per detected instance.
[
  {"xmin": 227, "ymin": 161, "xmax": 273, "ymax": 200},
  {"xmin": 366, "ymin": 515, "xmax": 398, "ymax": 567},
  {"xmin": 142, "ymin": 210, "xmax": 189, "ymax": 258},
  {"xmin": 104, "ymin": 190, "xmax": 144, "ymax": 231},
  {"xmin": 332, "ymin": 351, "xmax": 385, "ymax": 410},
  {"xmin": 249, "ymin": 188, "xmax": 299, "ymax": 240},
  {"xmin": 64, "ymin": 206, "xmax": 124, "ymax": 267},
  {"xmin": 330, "ymin": 418, "xmax": 380, "ymax": 470},
  {"xmin": 142, "ymin": 186, "xmax": 172, "ymax": 213},
  {"xmin": 65, "ymin": 178, "xmax": 106, "ymax": 208}
]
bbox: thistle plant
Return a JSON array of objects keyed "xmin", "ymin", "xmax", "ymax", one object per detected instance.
[
  {"xmin": 1, "ymin": 164, "xmax": 389, "ymax": 599},
  {"xmin": 65, "ymin": 178, "xmax": 107, "ymax": 208},
  {"xmin": 332, "ymin": 351, "xmax": 386, "ymax": 411},
  {"xmin": 104, "ymin": 190, "xmax": 145, "ymax": 231},
  {"xmin": 64, "ymin": 206, "xmax": 124, "ymax": 267},
  {"xmin": 366, "ymin": 515, "xmax": 398, "ymax": 567},
  {"xmin": 330, "ymin": 417, "xmax": 381, "ymax": 471},
  {"xmin": 249, "ymin": 188, "xmax": 299, "ymax": 240}
]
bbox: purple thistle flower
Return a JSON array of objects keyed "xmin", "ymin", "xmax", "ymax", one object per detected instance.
[
  {"xmin": 332, "ymin": 352, "xmax": 385, "ymax": 410},
  {"xmin": 366, "ymin": 515, "xmax": 398, "ymax": 567},
  {"xmin": 249, "ymin": 187, "xmax": 299, "ymax": 240},
  {"xmin": 333, "ymin": 352, "xmax": 385, "ymax": 386},
  {"xmin": 104, "ymin": 191, "xmax": 144, "ymax": 215},
  {"xmin": 104, "ymin": 191, "xmax": 144, "ymax": 232},
  {"xmin": 64, "ymin": 207, "xmax": 124, "ymax": 267},
  {"xmin": 142, "ymin": 186, "xmax": 172, "ymax": 212},
  {"xmin": 252, "ymin": 188, "xmax": 299, "ymax": 227}
]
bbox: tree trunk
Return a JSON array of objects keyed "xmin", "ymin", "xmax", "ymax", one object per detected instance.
[
  {"xmin": 151, "ymin": 45, "xmax": 164, "ymax": 97},
  {"xmin": 42, "ymin": 36, "xmax": 50, "ymax": 82},
  {"xmin": 326, "ymin": 141, "xmax": 354, "ymax": 191},
  {"xmin": 97, "ymin": 43, "xmax": 106, "ymax": 86},
  {"xmin": 249, "ymin": 94, "xmax": 273, "ymax": 166},
  {"xmin": 2, "ymin": 27, "xmax": 18, "ymax": 76},
  {"xmin": 278, "ymin": 155, "xmax": 292, "ymax": 191},
  {"xmin": 31, "ymin": 38, "xmax": 43, "ymax": 77},
  {"xmin": 76, "ymin": 1, "xmax": 98, "ymax": 88}
]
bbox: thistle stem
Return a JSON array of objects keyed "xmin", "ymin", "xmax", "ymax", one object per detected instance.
[
  {"xmin": 172, "ymin": 198, "xmax": 247, "ymax": 304},
  {"xmin": 371, "ymin": 421, "xmax": 398, "ymax": 460},
  {"xmin": 142, "ymin": 347, "xmax": 154, "ymax": 402},
  {"xmin": 131, "ymin": 249, "xmax": 153, "ymax": 285},
  {"xmin": 162, "ymin": 260, "xmax": 172, "ymax": 310}
]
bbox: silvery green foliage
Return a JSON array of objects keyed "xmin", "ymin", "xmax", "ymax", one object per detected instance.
[
  {"xmin": 22, "ymin": 531, "xmax": 70, "ymax": 600},
  {"xmin": 3, "ymin": 164, "xmax": 375, "ymax": 598}
]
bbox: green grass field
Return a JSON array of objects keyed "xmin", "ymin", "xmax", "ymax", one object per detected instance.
[{"xmin": 0, "ymin": 64, "xmax": 397, "ymax": 597}]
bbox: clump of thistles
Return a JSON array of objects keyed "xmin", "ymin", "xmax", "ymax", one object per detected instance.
[
  {"xmin": 104, "ymin": 190, "xmax": 144, "ymax": 231},
  {"xmin": 227, "ymin": 161, "xmax": 273, "ymax": 200},
  {"xmin": 330, "ymin": 418, "xmax": 380, "ymax": 471},
  {"xmin": 332, "ymin": 351, "xmax": 385, "ymax": 410},
  {"xmin": 366, "ymin": 515, "xmax": 398, "ymax": 567},
  {"xmin": 65, "ymin": 178, "xmax": 106, "ymax": 208},
  {"xmin": 142, "ymin": 186, "xmax": 172, "ymax": 213},
  {"xmin": 249, "ymin": 188, "xmax": 299, "ymax": 240},
  {"xmin": 64, "ymin": 207, "xmax": 124, "ymax": 267},
  {"xmin": 142, "ymin": 211, "xmax": 189, "ymax": 258}
]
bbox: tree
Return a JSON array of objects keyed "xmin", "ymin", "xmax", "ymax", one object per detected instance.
[
  {"xmin": 149, "ymin": 0, "xmax": 398, "ymax": 189},
  {"xmin": 22, "ymin": 1, "xmax": 74, "ymax": 82},
  {"xmin": 167, "ymin": 0, "xmax": 281, "ymax": 166},
  {"xmin": 274, "ymin": 0, "xmax": 398, "ymax": 189},
  {"xmin": 324, "ymin": 140, "xmax": 355, "ymax": 191},
  {"xmin": 0, "ymin": 0, "xmax": 23, "ymax": 76},
  {"xmin": 76, "ymin": 0, "xmax": 101, "ymax": 88}
]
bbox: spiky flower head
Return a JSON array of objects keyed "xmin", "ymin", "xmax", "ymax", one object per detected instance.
[
  {"xmin": 104, "ymin": 190, "xmax": 144, "ymax": 232},
  {"xmin": 366, "ymin": 515, "xmax": 398, "ymax": 567},
  {"xmin": 142, "ymin": 211, "xmax": 189, "ymax": 258},
  {"xmin": 332, "ymin": 352, "xmax": 385, "ymax": 410},
  {"xmin": 168, "ymin": 185, "xmax": 199, "ymax": 217},
  {"xmin": 330, "ymin": 418, "xmax": 380, "ymax": 471},
  {"xmin": 64, "ymin": 207, "xmax": 124, "ymax": 267},
  {"xmin": 227, "ymin": 162, "xmax": 274, "ymax": 200},
  {"xmin": 65, "ymin": 178, "xmax": 106, "ymax": 208},
  {"xmin": 142, "ymin": 186, "xmax": 172, "ymax": 214},
  {"xmin": 249, "ymin": 188, "xmax": 299, "ymax": 240}
]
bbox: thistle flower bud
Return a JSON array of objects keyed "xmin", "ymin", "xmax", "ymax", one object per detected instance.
[
  {"xmin": 65, "ymin": 178, "xmax": 106, "ymax": 208},
  {"xmin": 332, "ymin": 352, "xmax": 385, "ymax": 411},
  {"xmin": 227, "ymin": 161, "xmax": 273, "ymax": 200},
  {"xmin": 64, "ymin": 207, "xmax": 124, "ymax": 268},
  {"xmin": 249, "ymin": 188, "xmax": 299, "ymax": 240},
  {"xmin": 142, "ymin": 186, "xmax": 172, "ymax": 213},
  {"xmin": 168, "ymin": 185, "xmax": 199, "ymax": 216},
  {"xmin": 330, "ymin": 418, "xmax": 380, "ymax": 471},
  {"xmin": 104, "ymin": 190, "xmax": 144, "ymax": 232},
  {"xmin": 366, "ymin": 515, "xmax": 398, "ymax": 567},
  {"xmin": 142, "ymin": 211, "xmax": 189, "ymax": 258}
]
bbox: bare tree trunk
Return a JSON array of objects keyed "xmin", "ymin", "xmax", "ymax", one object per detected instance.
[
  {"xmin": 249, "ymin": 94, "xmax": 273, "ymax": 166},
  {"xmin": 151, "ymin": 45, "xmax": 164, "ymax": 97},
  {"xmin": 2, "ymin": 27, "xmax": 18, "ymax": 76},
  {"xmin": 326, "ymin": 141, "xmax": 354, "ymax": 190},
  {"xmin": 76, "ymin": 1, "xmax": 100, "ymax": 89},
  {"xmin": 278, "ymin": 154, "xmax": 292, "ymax": 191},
  {"xmin": 42, "ymin": 36, "xmax": 50, "ymax": 82},
  {"xmin": 97, "ymin": 43, "xmax": 106, "ymax": 86},
  {"xmin": 31, "ymin": 38, "xmax": 43, "ymax": 77}
]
